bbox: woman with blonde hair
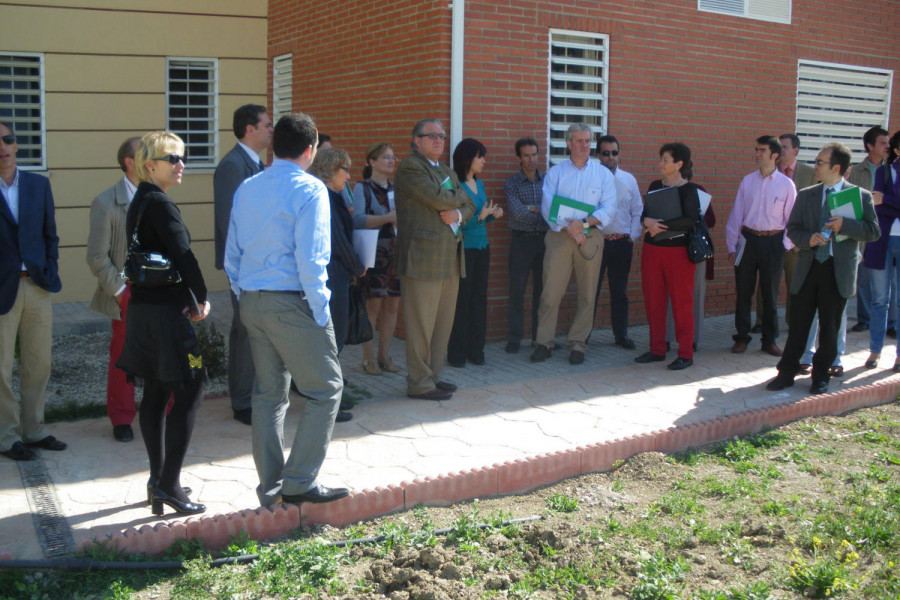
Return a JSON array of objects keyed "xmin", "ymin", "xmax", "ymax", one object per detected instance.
[
  {"xmin": 352, "ymin": 142, "xmax": 401, "ymax": 375},
  {"xmin": 116, "ymin": 131, "xmax": 209, "ymax": 516}
]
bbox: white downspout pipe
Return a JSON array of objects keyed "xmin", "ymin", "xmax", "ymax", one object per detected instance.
[{"xmin": 450, "ymin": 0, "xmax": 464, "ymax": 153}]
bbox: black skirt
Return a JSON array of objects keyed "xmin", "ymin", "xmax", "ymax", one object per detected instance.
[{"xmin": 116, "ymin": 303, "xmax": 205, "ymax": 390}]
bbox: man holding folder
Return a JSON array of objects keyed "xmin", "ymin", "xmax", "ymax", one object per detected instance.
[
  {"xmin": 767, "ymin": 143, "xmax": 879, "ymax": 395},
  {"xmin": 531, "ymin": 123, "xmax": 617, "ymax": 365}
]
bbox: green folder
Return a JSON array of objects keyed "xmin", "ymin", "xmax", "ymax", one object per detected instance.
[
  {"xmin": 827, "ymin": 187, "xmax": 863, "ymax": 242},
  {"xmin": 548, "ymin": 194, "xmax": 595, "ymax": 226}
]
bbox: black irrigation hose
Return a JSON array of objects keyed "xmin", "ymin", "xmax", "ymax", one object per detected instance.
[{"xmin": 0, "ymin": 515, "xmax": 542, "ymax": 571}]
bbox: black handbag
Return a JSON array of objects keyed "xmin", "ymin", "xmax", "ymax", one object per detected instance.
[
  {"xmin": 345, "ymin": 283, "xmax": 374, "ymax": 345},
  {"xmin": 686, "ymin": 218, "xmax": 714, "ymax": 264},
  {"xmin": 122, "ymin": 197, "xmax": 182, "ymax": 287}
]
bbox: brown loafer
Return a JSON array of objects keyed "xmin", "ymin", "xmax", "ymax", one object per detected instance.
[
  {"xmin": 761, "ymin": 343, "xmax": 783, "ymax": 357},
  {"xmin": 407, "ymin": 388, "xmax": 452, "ymax": 401},
  {"xmin": 731, "ymin": 340, "xmax": 749, "ymax": 353},
  {"xmin": 435, "ymin": 380, "xmax": 457, "ymax": 392}
]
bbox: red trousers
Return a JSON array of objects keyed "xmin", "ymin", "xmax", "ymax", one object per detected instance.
[
  {"xmin": 641, "ymin": 243, "xmax": 696, "ymax": 359},
  {"xmin": 107, "ymin": 285, "xmax": 136, "ymax": 426}
]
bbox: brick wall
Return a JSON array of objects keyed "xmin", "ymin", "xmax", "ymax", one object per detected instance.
[{"xmin": 270, "ymin": 0, "xmax": 900, "ymax": 344}]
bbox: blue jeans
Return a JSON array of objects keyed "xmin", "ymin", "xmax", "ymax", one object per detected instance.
[
  {"xmin": 869, "ymin": 236, "xmax": 900, "ymax": 354},
  {"xmin": 801, "ymin": 306, "xmax": 847, "ymax": 366}
]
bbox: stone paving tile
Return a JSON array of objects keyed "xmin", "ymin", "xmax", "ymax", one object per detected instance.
[{"xmin": 6, "ymin": 297, "xmax": 898, "ymax": 559}]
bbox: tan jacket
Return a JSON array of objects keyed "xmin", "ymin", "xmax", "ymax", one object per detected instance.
[
  {"xmin": 394, "ymin": 150, "xmax": 475, "ymax": 280},
  {"xmin": 847, "ymin": 158, "xmax": 877, "ymax": 191},
  {"xmin": 790, "ymin": 161, "xmax": 816, "ymax": 191},
  {"xmin": 86, "ymin": 178, "xmax": 132, "ymax": 319}
]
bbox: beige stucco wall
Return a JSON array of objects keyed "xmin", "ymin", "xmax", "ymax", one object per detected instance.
[{"xmin": 0, "ymin": 1, "xmax": 268, "ymax": 302}]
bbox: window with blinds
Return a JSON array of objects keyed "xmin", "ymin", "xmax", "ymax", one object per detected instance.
[
  {"xmin": 547, "ymin": 30, "xmax": 608, "ymax": 165},
  {"xmin": 167, "ymin": 58, "xmax": 218, "ymax": 166},
  {"xmin": 698, "ymin": 0, "xmax": 791, "ymax": 25},
  {"xmin": 795, "ymin": 60, "xmax": 893, "ymax": 164},
  {"xmin": 272, "ymin": 54, "xmax": 292, "ymax": 122},
  {"xmin": 0, "ymin": 53, "xmax": 45, "ymax": 170}
]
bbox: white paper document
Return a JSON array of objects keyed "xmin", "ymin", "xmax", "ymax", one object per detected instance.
[{"xmin": 353, "ymin": 229, "xmax": 379, "ymax": 268}]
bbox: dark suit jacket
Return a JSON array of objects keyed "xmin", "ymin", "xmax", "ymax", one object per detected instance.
[
  {"xmin": 787, "ymin": 180, "xmax": 879, "ymax": 299},
  {"xmin": 394, "ymin": 150, "xmax": 475, "ymax": 280},
  {"xmin": 791, "ymin": 161, "xmax": 816, "ymax": 191},
  {"xmin": 214, "ymin": 144, "xmax": 262, "ymax": 270},
  {"xmin": 0, "ymin": 170, "xmax": 61, "ymax": 315}
]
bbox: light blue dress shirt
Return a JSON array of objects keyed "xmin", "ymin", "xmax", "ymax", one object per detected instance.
[
  {"xmin": 224, "ymin": 158, "xmax": 333, "ymax": 326},
  {"xmin": 541, "ymin": 158, "xmax": 618, "ymax": 233}
]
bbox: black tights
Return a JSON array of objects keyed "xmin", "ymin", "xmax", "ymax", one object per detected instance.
[{"xmin": 140, "ymin": 377, "xmax": 204, "ymax": 502}]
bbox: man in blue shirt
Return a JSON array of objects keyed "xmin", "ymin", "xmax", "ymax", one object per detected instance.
[{"xmin": 224, "ymin": 113, "xmax": 348, "ymax": 507}]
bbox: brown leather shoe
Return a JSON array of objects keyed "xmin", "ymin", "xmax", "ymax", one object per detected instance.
[
  {"xmin": 731, "ymin": 340, "xmax": 749, "ymax": 353},
  {"xmin": 761, "ymin": 343, "xmax": 783, "ymax": 357},
  {"xmin": 407, "ymin": 388, "xmax": 452, "ymax": 401},
  {"xmin": 435, "ymin": 380, "xmax": 457, "ymax": 392}
]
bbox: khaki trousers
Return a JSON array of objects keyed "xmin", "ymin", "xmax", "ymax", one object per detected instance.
[
  {"xmin": 401, "ymin": 275, "xmax": 460, "ymax": 395},
  {"xmin": 536, "ymin": 230, "xmax": 604, "ymax": 352},
  {"xmin": 0, "ymin": 277, "xmax": 52, "ymax": 451}
]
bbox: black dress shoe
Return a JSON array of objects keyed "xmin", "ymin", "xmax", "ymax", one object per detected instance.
[
  {"xmin": 282, "ymin": 485, "xmax": 350, "ymax": 505},
  {"xmin": 146, "ymin": 477, "xmax": 192, "ymax": 505},
  {"xmin": 435, "ymin": 380, "xmax": 457, "ymax": 392},
  {"xmin": 615, "ymin": 337, "xmax": 636, "ymax": 350},
  {"xmin": 447, "ymin": 359, "xmax": 465, "ymax": 368},
  {"xmin": 569, "ymin": 350, "xmax": 585, "ymax": 365},
  {"xmin": 468, "ymin": 355, "xmax": 485, "ymax": 366},
  {"xmin": 335, "ymin": 410, "xmax": 353, "ymax": 423},
  {"xmin": 809, "ymin": 380, "xmax": 829, "ymax": 394},
  {"xmin": 233, "ymin": 408, "xmax": 252, "ymax": 426},
  {"xmin": 408, "ymin": 388, "xmax": 452, "ymax": 401},
  {"xmin": 505, "ymin": 341, "xmax": 520, "ymax": 354},
  {"xmin": 26, "ymin": 436, "xmax": 66, "ymax": 451},
  {"xmin": 667, "ymin": 357, "xmax": 693, "ymax": 370},
  {"xmin": 2, "ymin": 441, "xmax": 36, "ymax": 461},
  {"xmin": 766, "ymin": 375, "xmax": 794, "ymax": 391},
  {"xmin": 339, "ymin": 400, "xmax": 354, "ymax": 411},
  {"xmin": 888, "ymin": 327, "xmax": 897, "ymax": 339},
  {"xmin": 151, "ymin": 489, "xmax": 206, "ymax": 516},
  {"xmin": 530, "ymin": 344, "xmax": 551, "ymax": 362},
  {"xmin": 851, "ymin": 322, "xmax": 869, "ymax": 332},
  {"xmin": 113, "ymin": 424, "xmax": 134, "ymax": 442},
  {"xmin": 635, "ymin": 352, "xmax": 665, "ymax": 363}
]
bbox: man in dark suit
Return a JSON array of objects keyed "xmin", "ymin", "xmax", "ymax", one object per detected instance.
[
  {"xmin": 394, "ymin": 118, "xmax": 475, "ymax": 400},
  {"xmin": 214, "ymin": 104, "xmax": 273, "ymax": 425},
  {"xmin": 0, "ymin": 122, "xmax": 66, "ymax": 461},
  {"xmin": 86, "ymin": 136, "xmax": 141, "ymax": 442},
  {"xmin": 767, "ymin": 143, "xmax": 880, "ymax": 395}
]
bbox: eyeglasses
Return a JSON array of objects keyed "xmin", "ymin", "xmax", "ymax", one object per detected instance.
[
  {"xmin": 339, "ymin": 166, "xmax": 351, "ymax": 173},
  {"xmin": 153, "ymin": 154, "xmax": 185, "ymax": 165},
  {"xmin": 599, "ymin": 150, "xmax": 619, "ymax": 157},
  {"xmin": 381, "ymin": 155, "xmax": 397, "ymax": 161},
  {"xmin": 1, "ymin": 135, "xmax": 15, "ymax": 145},
  {"xmin": 814, "ymin": 159, "xmax": 830, "ymax": 166},
  {"xmin": 418, "ymin": 133, "xmax": 446, "ymax": 141}
]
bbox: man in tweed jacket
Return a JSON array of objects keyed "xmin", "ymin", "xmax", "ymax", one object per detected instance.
[{"xmin": 394, "ymin": 119, "xmax": 475, "ymax": 400}]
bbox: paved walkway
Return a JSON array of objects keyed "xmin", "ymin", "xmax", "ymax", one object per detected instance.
[{"xmin": 1, "ymin": 294, "xmax": 898, "ymax": 560}]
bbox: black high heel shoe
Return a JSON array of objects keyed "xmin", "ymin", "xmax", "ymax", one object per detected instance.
[
  {"xmin": 151, "ymin": 489, "xmax": 206, "ymax": 516},
  {"xmin": 146, "ymin": 477, "xmax": 193, "ymax": 505}
]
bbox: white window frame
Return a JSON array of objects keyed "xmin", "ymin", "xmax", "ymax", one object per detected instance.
[
  {"xmin": 166, "ymin": 57, "xmax": 218, "ymax": 168},
  {"xmin": 0, "ymin": 52, "xmax": 46, "ymax": 171},
  {"xmin": 272, "ymin": 54, "xmax": 292, "ymax": 122},
  {"xmin": 698, "ymin": 0, "xmax": 791, "ymax": 25},
  {"xmin": 546, "ymin": 29, "xmax": 609, "ymax": 166},
  {"xmin": 794, "ymin": 59, "xmax": 893, "ymax": 164}
]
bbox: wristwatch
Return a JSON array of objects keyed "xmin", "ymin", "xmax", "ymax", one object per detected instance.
[{"xmin": 582, "ymin": 219, "xmax": 591, "ymax": 235}]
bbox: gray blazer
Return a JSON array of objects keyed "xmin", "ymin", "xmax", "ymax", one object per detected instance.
[
  {"xmin": 787, "ymin": 180, "xmax": 879, "ymax": 299},
  {"xmin": 214, "ymin": 144, "xmax": 262, "ymax": 270},
  {"xmin": 86, "ymin": 178, "xmax": 132, "ymax": 320},
  {"xmin": 791, "ymin": 161, "xmax": 816, "ymax": 191}
]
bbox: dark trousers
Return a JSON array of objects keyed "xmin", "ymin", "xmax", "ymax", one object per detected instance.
[
  {"xmin": 449, "ymin": 247, "xmax": 490, "ymax": 364},
  {"xmin": 593, "ymin": 236, "xmax": 634, "ymax": 340},
  {"xmin": 778, "ymin": 258, "xmax": 846, "ymax": 384},
  {"xmin": 507, "ymin": 231, "xmax": 545, "ymax": 344},
  {"xmin": 228, "ymin": 288, "xmax": 255, "ymax": 412},
  {"xmin": 327, "ymin": 267, "xmax": 351, "ymax": 354},
  {"xmin": 734, "ymin": 232, "xmax": 784, "ymax": 346}
]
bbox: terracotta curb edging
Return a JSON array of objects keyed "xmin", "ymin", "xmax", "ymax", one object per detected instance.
[{"xmin": 57, "ymin": 379, "xmax": 899, "ymax": 557}]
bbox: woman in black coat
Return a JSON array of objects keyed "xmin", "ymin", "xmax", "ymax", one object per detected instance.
[{"xmin": 117, "ymin": 131, "xmax": 209, "ymax": 516}]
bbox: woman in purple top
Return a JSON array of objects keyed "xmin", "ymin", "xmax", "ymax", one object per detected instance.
[{"xmin": 862, "ymin": 130, "xmax": 900, "ymax": 371}]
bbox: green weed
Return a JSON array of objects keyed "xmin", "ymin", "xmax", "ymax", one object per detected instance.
[
  {"xmin": 545, "ymin": 493, "xmax": 579, "ymax": 513},
  {"xmin": 630, "ymin": 550, "xmax": 689, "ymax": 600}
]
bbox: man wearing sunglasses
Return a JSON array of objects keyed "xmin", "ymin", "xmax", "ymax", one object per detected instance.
[
  {"xmin": 86, "ymin": 137, "xmax": 142, "ymax": 442},
  {"xmin": 591, "ymin": 134, "xmax": 643, "ymax": 351},
  {"xmin": 0, "ymin": 122, "xmax": 66, "ymax": 461},
  {"xmin": 214, "ymin": 104, "xmax": 273, "ymax": 426}
]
